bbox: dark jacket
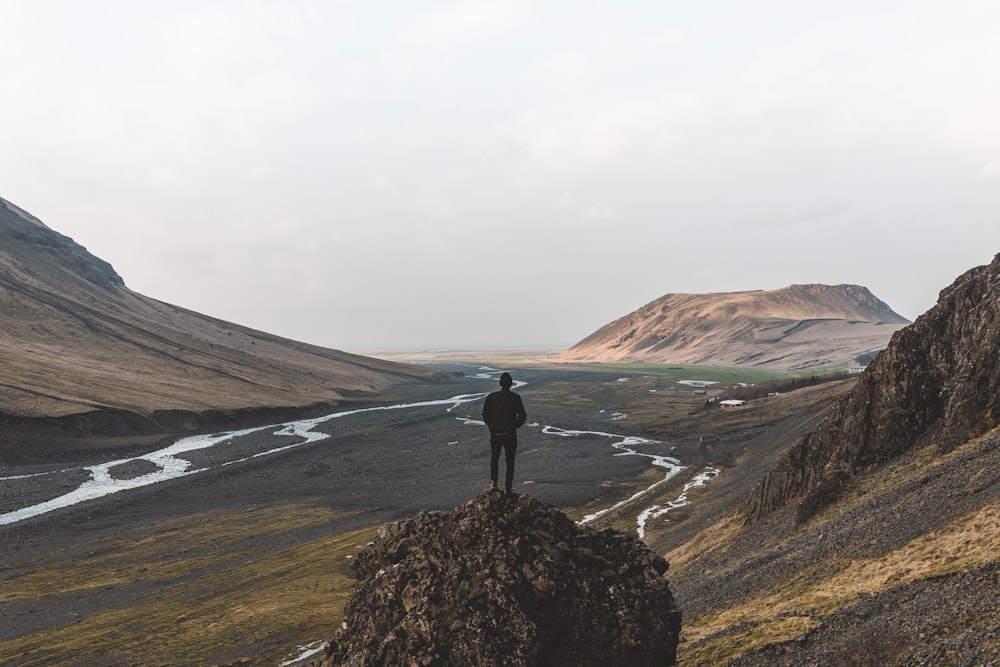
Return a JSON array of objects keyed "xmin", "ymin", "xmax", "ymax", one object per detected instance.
[{"xmin": 482, "ymin": 388, "xmax": 527, "ymax": 435}]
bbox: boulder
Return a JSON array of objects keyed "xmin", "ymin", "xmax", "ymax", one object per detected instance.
[{"xmin": 315, "ymin": 492, "xmax": 681, "ymax": 667}]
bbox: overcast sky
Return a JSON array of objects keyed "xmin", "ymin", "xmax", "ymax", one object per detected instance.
[{"xmin": 1, "ymin": 1, "xmax": 998, "ymax": 351}]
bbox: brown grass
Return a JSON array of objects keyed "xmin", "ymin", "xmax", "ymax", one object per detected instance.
[
  {"xmin": 683, "ymin": 615, "xmax": 820, "ymax": 666},
  {"xmin": 663, "ymin": 513, "xmax": 744, "ymax": 573},
  {"xmin": 1, "ymin": 504, "xmax": 339, "ymax": 603},
  {"xmin": 0, "ymin": 504, "xmax": 377, "ymax": 666},
  {"xmin": 679, "ymin": 502, "xmax": 1000, "ymax": 665}
]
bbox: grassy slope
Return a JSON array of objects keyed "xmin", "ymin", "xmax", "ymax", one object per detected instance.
[{"xmin": 664, "ymin": 430, "xmax": 1000, "ymax": 666}]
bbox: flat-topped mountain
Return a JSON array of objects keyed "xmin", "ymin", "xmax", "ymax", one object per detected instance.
[
  {"xmin": 560, "ymin": 284, "xmax": 910, "ymax": 370},
  {"xmin": 0, "ymin": 196, "xmax": 449, "ymax": 450}
]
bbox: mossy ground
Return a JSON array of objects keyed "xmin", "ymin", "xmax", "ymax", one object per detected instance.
[{"xmin": 1, "ymin": 504, "xmax": 374, "ymax": 666}]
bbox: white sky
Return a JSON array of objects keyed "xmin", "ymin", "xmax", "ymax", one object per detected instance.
[{"xmin": 1, "ymin": 1, "xmax": 998, "ymax": 351}]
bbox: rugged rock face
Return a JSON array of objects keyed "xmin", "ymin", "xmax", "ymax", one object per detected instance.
[
  {"xmin": 560, "ymin": 284, "xmax": 909, "ymax": 370},
  {"xmin": 315, "ymin": 493, "xmax": 681, "ymax": 667},
  {"xmin": 0, "ymin": 197, "xmax": 125, "ymax": 289},
  {"xmin": 745, "ymin": 253, "xmax": 1000, "ymax": 522}
]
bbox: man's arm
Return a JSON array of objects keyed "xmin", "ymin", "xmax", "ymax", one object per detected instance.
[{"xmin": 514, "ymin": 394, "xmax": 527, "ymax": 429}]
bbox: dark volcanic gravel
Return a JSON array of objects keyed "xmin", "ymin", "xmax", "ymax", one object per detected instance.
[
  {"xmin": 0, "ymin": 467, "xmax": 92, "ymax": 513},
  {"xmin": 105, "ymin": 459, "xmax": 160, "ymax": 480}
]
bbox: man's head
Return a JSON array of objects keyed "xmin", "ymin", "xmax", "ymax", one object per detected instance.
[{"xmin": 499, "ymin": 372, "xmax": 513, "ymax": 388}]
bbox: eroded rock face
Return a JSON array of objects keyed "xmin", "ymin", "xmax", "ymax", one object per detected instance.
[
  {"xmin": 318, "ymin": 493, "xmax": 681, "ymax": 667},
  {"xmin": 0, "ymin": 195, "xmax": 125, "ymax": 289},
  {"xmin": 745, "ymin": 253, "xmax": 1000, "ymax": 523}
]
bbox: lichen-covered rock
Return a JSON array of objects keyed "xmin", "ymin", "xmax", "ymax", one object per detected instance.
[
  {"xmin": 745, "ymin": 252, "xmax": 1000, "ymax": 523},
  {"xmin": 314, "ymin": 492, "xmax": 681, "ymax": 667}
]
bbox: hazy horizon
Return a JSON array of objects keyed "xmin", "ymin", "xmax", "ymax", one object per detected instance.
[{"xmin": 2, "ymin": 2, "xmax": 997, "ymax": 351}]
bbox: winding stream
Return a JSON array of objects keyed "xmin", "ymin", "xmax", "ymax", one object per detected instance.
[{"xmin": 0, "ymin": 368, "xmax": 700, "ymax": 530}]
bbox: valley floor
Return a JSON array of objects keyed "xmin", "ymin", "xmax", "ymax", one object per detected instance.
[
  {"xmin": 1, "ymin": 363, "xmax": 708, "ymax": 665},
  {"xmin": 6, "ymin": 360, "xmax": 947, "ymax": 667}
]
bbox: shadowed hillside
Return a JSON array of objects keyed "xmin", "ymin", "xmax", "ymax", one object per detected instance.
[
  {"xmin": 639, "ymin": 255, "xmax": 1000, "ymax": 666},
  {"xmin": 560, "ymin": 284, "xmax": 909, "ymax": 370},
  {"xmin": 745, "ymin": 253, "xmax": 1000, "ymax": 523},
  {"xmin": 0, "ymin": 196, "xmax": 450, "ymax": 455}
]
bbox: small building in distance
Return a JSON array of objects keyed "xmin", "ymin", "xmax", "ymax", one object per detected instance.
[
  {"xmin": 719, "ymin": 399, "xmax": 746, "ymax": 408},
  {"xmin": 678, "ymin": 380, "xmax": 719, "ymax": 388}
]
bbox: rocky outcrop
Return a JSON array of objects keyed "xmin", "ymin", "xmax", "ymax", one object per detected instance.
[
  {"xmin": 559, "ymin": 284, "xmax": 909, "ymax": 370},
  {"xmin": 1, "ymin": 197, "xmax": 125, "ymax": 289},
  {"xmin": 315, "ymin": 493, "xmax": 681, "ymax": 667},
  {"xmin": 744, "ymin": 253, "xmax": 1000, "ymax": 523}
]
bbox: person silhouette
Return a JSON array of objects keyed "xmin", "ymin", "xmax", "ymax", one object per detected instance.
[{"xmin": 481, "ymin": 372, "xmax": 527, "ymax": 495}]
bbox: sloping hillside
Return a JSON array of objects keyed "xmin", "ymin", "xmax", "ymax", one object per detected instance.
[
  {"xmin": 666, "ymin": 427, "xmax": 999, "ymax": 666},
  {"xmin": 560, "ymin": 284, "xmax": 909, "ymax": 370},
  {"xmin": 641, "ymin": 255, "xmax": 1000, "ymax": 666},
  {"xmin": 745, "ymin": 254, "xmax": 1000, "ymax": 523},
  {"xmin": 0, "ymin": 196, "xmax": 449, "ymax": 441}
]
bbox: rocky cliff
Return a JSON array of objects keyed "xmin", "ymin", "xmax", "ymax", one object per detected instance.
[
  {"xmin": 312, "ymin": 493, "xmax": 682, "ymax": 667},
  {"xmin": 744, "ymin": 254, "xmax": 1000, "ymax": 523},
  {"xmin": 560, "ymin": 284, "xmax": 909, "ymax": 370}
]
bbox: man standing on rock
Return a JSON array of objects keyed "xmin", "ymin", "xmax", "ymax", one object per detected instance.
[{"xmin": 482, "ymin": 372, "xmax": 527, "ymax": 495}]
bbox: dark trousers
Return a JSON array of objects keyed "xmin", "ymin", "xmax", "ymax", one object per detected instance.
[{"xmin": 490, "ymin": 433, "xmax": 518, "ymax": 492}]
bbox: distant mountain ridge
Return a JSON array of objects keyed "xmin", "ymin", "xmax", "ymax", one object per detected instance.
[
  {"xmin": 560, "ymin": 284, "xmax": 910, "ymax": 370},
  {"xmin": 0, "ymin": 196, "xmax": 449, "ymax": 450}
]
